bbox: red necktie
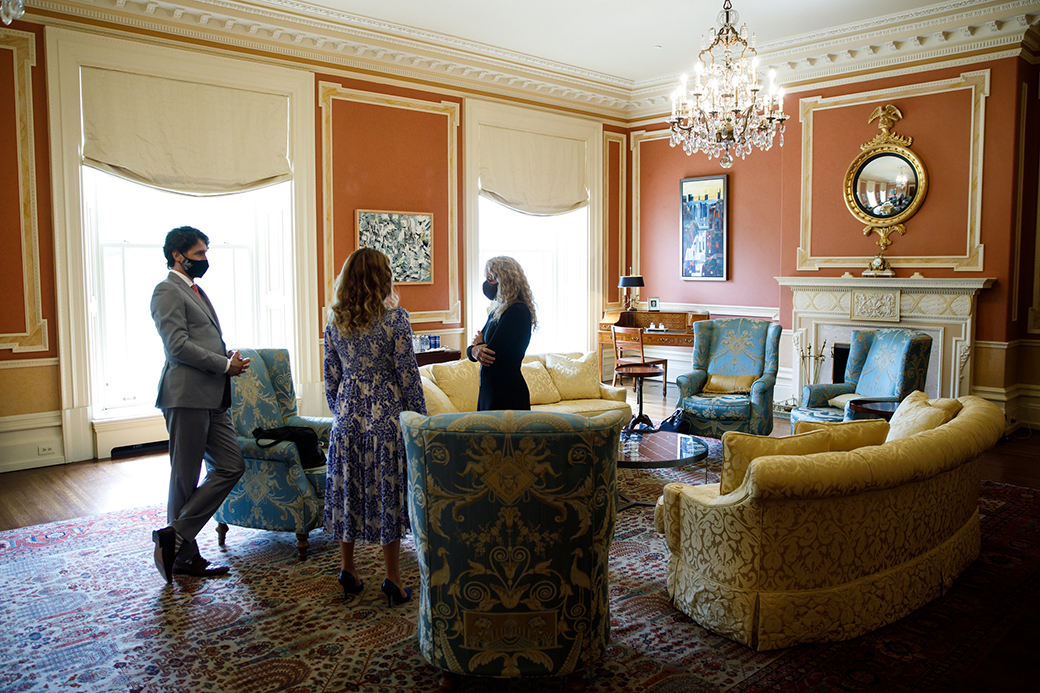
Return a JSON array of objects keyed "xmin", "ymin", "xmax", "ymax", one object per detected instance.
[{"xmin": 192, "ymin": 284, "xmax": 200, "ymax": 297}]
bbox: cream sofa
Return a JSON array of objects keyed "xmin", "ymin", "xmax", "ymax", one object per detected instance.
[
  {"xmin": 654, "ymin": 395, "xmax": 1005, "ymax": 651},
  {"xmin": 418, "ymin": 352, "xmax": 631, "ymax": 419}
]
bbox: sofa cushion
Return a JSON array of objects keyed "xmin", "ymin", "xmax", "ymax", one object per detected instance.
[
  {"xmin": 702, "ymin": 373, "xmax": 757, "ymax": 394},
  {"xmin": 532, "ymin": 399, "xmax": 630, "ymax": 416},
  {"xmin": 546, "ymin": 353, "xmax": 600, "ymax": 400},
  {"xmin": 420, "ymin": 376, "xmax": 458, "ymax": 416},
  {"xmin": 886, "ymin": 391, "xmax": 963, "ymax": 442},
  {"xmin": 521, "ymin": 361, "xmax": 562, "ymax": 404},
  {"xmin": 720, "ymin": 430, "xmax": 830, "ymax": 495},
  {"xmin": 430, "ymin": 359, "xmax": 479, "ymax": 413},
  {"xmin": 792, "ymin": 418, "xmax": 890, "ymax": 452}
]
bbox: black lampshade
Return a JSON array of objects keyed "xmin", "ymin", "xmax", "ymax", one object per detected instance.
[{"xmin": 618, "ymin": 275, "xmax": 644, "ymax": 288}]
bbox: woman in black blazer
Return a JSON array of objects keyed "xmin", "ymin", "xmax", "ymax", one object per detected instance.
[{"xmin": 467, "ymin": 256, "xmax": 537, "ymax": 411}]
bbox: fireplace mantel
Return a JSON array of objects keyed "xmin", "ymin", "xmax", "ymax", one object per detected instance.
[{"xmin": 776, "ymin": 274, "xmax": 995, "ymax": 399}]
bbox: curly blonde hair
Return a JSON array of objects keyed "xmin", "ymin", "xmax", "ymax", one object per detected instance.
[
  {"xmin": 327, "ymin": 248, "xmax": 398, "ymax": 332},
  {"xmin": 486, "ymin": 256, "xmax": 537, "ymax": 327}
]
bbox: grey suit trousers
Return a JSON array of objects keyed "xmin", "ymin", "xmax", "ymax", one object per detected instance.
[{"xmin": 164, "ymin": 406, "xmax": 244, "ymax": 561}]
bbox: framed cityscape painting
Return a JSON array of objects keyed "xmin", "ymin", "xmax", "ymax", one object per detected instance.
[
  {"xmin": 356, "ymin": 210, "xmax": 433, "ymax": 285},
  {"xmin": 680, "ymin": 175, "xmax": 728, "ymax": 281}
]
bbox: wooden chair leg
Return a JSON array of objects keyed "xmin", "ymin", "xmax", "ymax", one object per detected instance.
[
  {"xmin": 438, "ymin": 671, "xmax": 459, "ymax": 692},
  {"xmin": 216, "ymin": 522, "xmax": 228, "ymax": 546},
  {"xmin": 296, "ymin": 532, "xmax": 310, "ymax": 560},
  {"xmin": 565, "ymin": 672, "xmax": 586, "ymax": 692}
]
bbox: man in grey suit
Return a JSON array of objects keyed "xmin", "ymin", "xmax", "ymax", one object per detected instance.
[{"xmin": 150, "ymin": 226, "xmax": 250, "ymax": 583}]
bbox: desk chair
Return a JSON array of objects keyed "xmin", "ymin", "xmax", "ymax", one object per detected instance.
[{"xmin": 612, "ymin": 326, "xmax": 668, "ymax": 390}]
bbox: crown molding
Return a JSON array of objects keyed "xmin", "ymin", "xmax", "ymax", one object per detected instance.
[{"xmin": 26, "ymin": 0, "xmax": 1040, "ymax": 121}]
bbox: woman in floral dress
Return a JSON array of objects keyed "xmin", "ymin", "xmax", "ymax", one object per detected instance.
[{"xmin": 324, "ymin": 248, "xmax": 426, "ymax": 605}]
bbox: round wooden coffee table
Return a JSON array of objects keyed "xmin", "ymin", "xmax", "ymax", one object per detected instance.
[
  {"xmin": 614, "ymin": 364, "xmax": 665, "ymax": 433},
  {"xmin": 616, "ymin": 431, "xmax": 709, "ymax": 510},
  {"xmin": 847, "ymin": 399, "xmax": 900, "ymax": 421}
]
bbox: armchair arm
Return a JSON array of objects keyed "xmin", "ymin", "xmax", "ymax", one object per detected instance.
[
  {"xmin": 598, "ymin": 383, "xmax": 628, "ymax": 402},
  {"xmin": 800, "ymin": 382, "xmax": 854, "ymax": 408},
  {"xmin": 675, "ymin": 369, "xmax": 708, "ymax": 399},
  {"xmin": 285, "ymin": 415, "xmax": 333, "ymax": 446},
  {"xmin": 238, "ymin": 437, "xmax": 303, "ymax": 465}
]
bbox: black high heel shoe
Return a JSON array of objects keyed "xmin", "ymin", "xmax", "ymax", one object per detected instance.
[
  {"xmin": 380, "ymin": 578, "xmax": 412, "ymax": 606},
  {"xmin": 338, "ymin": 571, "xmax": 364, "ymax": 597}
]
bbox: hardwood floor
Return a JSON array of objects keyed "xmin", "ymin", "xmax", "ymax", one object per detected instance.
[{"xmin": 1, "ymin": 379, "xmax": 1036, "ymax": 532}]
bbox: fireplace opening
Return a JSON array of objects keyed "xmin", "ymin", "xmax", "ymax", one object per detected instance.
[{"xmin": 832, "ymin": 343, "xmax": 850, "ymax": 383}]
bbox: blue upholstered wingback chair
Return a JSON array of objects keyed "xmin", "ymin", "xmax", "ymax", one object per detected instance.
[
  {"xmin": 402, "ymin": 409, "xmax": 624, "ymax": 687},
  {"xmin": 214, "ymin": 348, "xmax": 331, "ymax": 559},
  {"xmin": 789, "ymin": 329, "xmax": 932, "ymax": 425},
  {"xmin": 675, "ymin": 318, "xmax": 782, "ymax": 438}
]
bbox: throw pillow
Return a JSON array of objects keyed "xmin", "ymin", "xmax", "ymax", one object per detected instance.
[
  {"xmin": 827, "ymin": 392, "xmax": 859, "ymax": 410},
  {"xmin": 702, "ymin": 373, "xmax": 757, "ymax": 394},
  {"xmin": 430, "ymin": 359, "xmax": 479, "ymax": 413},
  {"xmin": 720, "ymin": 430, "xmax": 831, "ymax": 495},
  {"xmin": 420, "ymin": 376, "xmax": 457, "ymax": 416},
  {"xmin": 521, "ymin": 361, "xmax": 562, "ymax": 405},
  {"xmin": 546, "ymin": 353, "xmax": 601, "ymax": 400},
  {"xmin": 792, "ymin": 418, "xmax": 889, "ymax": 452},
  {"xmin": 886, "ymin": 391, "xmax": 963, "ymax": 442}
]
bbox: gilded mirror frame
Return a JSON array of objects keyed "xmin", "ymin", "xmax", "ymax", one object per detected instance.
[{"xmin": 842, "ymin": 105, "xmax": 928, "ymax": 274}]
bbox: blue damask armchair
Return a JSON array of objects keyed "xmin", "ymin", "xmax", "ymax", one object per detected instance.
[
  {"xmin": 402, "ymin": 409, "xmax": 624, "ymax": 688},
  {"xmin": 790, "ymin": 329, "xmax": 932, "ymax": 425},
  {"xmin": 214, "ymin": 348, "xmax": 331, "ymax": 560},
  {"xmin": 675, "ymin": 318, "xmax": 782, "ymax": 438}
]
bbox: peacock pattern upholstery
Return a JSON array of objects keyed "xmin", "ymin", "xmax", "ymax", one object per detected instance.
[
  {"xmin": 214, "ymin": 348, "xmax": 331, "ymax": 559},
  {"xmin": 790, "ymin": 329, "xmax": 932, "ymax": 424},
  {"xmin": 675, "ymin": 318, "xmax": 782, "ymax": 438},
  {"xmin": 402, "ymin": 409, "xmax": 624, "ymax": 681}
]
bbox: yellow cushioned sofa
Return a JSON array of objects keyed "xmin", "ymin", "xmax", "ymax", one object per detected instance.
[
  {"xmin": 653, "ymin": 395, "xmax": 1005, "ymax": 651},
  {"xmin": 418, "ymin": 351, "xmax": 631, "ymax": 419}
]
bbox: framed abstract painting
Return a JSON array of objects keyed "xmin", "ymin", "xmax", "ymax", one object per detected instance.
[
  {"xmin": 356, "ymin": 210, "xmax": 433, "ymax": 284},
  {"xmin": 680, "ymin": 175, "xmax": 728, "ymax": 281}
]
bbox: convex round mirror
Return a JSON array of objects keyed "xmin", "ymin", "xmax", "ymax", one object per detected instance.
[{"xmin": 844, "ymin": 146, "xmax": 927, "ymax": 227}]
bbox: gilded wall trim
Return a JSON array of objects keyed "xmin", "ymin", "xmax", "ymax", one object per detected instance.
[
  {"xmin": 628, "ymin": 129, "xmax": 671, "ymax": 278},
  {"xmin": 318, "ymin": 83, "xmax": 461, "ymax": 324},
  {"xmin": 602, "ymin": 132, "xmax": 626, "ymax": 310},
  {"xmin": 797, "ymin": 70, "xmax": 989, "ymax": 272},
  {"xmin": 0, "ymin": 29, "xmax": 47, "ymax": 353}
]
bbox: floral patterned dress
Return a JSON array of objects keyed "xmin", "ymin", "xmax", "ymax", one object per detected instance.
[{"xmin": 323, "ymin": 307, "xmax": 426, "ymax": 545}]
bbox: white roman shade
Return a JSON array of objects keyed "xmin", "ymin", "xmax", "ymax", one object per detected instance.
[
  {"xmin": 80, "ymin": 67, "xmax": 291, "ymax": 194},
  {"xmin": 478, "ymin": 125, "xmax": 589, "ymax": 215}
]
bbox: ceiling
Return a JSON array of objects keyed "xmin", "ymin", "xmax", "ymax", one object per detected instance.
[{"xmin": 258, "ymin": 0, "xmax": 972, "ymax": 82}]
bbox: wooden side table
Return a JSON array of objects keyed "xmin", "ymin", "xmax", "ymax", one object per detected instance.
[
  {"xmin": 415, "ymin": 349, "xmax": 461, "ymax": 367},
  {"xmin": 847, "ymin": 399, "xmax": 900, "ymax": 421},
  {"xmin": 614, "ymin": 364, "xmax": 665, "ymax": 432}
]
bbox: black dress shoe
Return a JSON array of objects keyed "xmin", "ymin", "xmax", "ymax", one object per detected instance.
[
  {"xmin": 152, "ymin": 526, "xmax": 177, "ymax": 584},
  {"xmin": 172, "ymin": 556, "xmax": 231, "ymax": 578}
]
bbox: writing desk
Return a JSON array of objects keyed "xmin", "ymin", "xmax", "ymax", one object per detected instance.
[{"xmin": 597, "ymin": 310, "xmax": 709, "ymax": 380}]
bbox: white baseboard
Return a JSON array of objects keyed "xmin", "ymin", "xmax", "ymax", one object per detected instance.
[
  {"xmin": 971, "ymin": 384, "xmax": 1040, "ymax": 433},
  {"xmin": 0, "ymin": 411, "xmax": 66, "ymax": 473},
  {"xmin": 92, "ymin": 414, "xmax": 169, "ymax": 459}
]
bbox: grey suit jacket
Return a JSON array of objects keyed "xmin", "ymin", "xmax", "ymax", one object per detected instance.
[{"xmin": 151, "ymin": 272, "xmax": 230, "ymax": 410}]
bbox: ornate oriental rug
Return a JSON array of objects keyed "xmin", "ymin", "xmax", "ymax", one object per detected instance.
[{"xmin": 2, "ymin": 453, "xmax": 1038, "ymax": 692}]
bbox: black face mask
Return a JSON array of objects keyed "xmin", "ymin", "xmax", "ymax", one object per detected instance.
[
  {"xmin": 181, "ymin": 257, "xmax": 209, "ymax": 279},
  {"xmin": 482, "ymin": 280, "xmax": 498, "ymax": 300}
]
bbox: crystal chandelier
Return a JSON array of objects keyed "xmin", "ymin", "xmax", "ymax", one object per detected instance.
[
  {"xmin": 1, "ymin": 0, "xmax": 25, "ymax": 25},
  {"xmin": 667, "ymin": 0, "xmax": 789, "ymax": 168}
]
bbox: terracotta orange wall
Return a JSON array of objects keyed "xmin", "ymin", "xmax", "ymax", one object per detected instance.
[
  {"xmin": 604, "ymin": 124, "xmax": 627, "ymax": 304},
  {"xmin": 314, "ymin": 74, "xmax": 464, "ymax": 333},
  {"xmin": 634, "ymin": 56, "xmax": 1030, "ymax": 342},
  {"xmin": 1010, "ymin": 57, "xmax": 1040, "ymax": 341},
  {"xmin": 0, "ymin": 21, "xmax": 57, "ymax": 361},
  {"xmin": 637, "ymin": 127, "xmax": 785, "ymax": 311}
]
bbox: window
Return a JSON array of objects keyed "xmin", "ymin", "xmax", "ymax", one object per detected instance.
[
  {"xmin": 83, "ymin": 168, "xmax": 295, "ymax": 418},
  {"xmin": 474, "ymin": 197, "xmax": 589, "ymax": 354}
]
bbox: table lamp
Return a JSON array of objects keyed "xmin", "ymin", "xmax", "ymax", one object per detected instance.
[{"xmin": 618, "ymin": 275, "xmax": 644, "ymax": 311}]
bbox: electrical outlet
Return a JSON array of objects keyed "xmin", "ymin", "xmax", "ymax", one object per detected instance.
[{"xmin": 38, "ymin": 445, "xmax": 55, "ymax": 456}]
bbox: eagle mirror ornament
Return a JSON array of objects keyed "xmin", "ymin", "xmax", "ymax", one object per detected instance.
[{"xmin": 843, "ymin": 105, "xmax": 928, "ymax": 276}]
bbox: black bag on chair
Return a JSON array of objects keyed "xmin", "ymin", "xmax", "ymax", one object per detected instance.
[
  {"xmin": 252, "ymin": 426, "xmax": 327, "ymax": 468},
  {"xmin": 657, "ymin": 408, "xmax": 692, "ymax": 434}
]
